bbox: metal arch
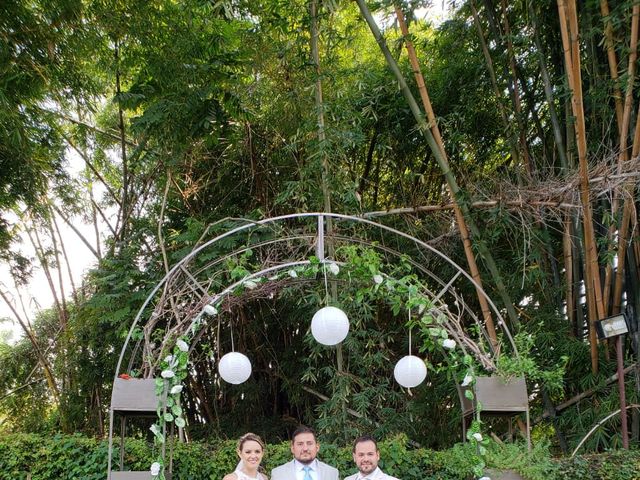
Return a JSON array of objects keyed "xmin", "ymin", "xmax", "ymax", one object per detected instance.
[
  {"xmin": 113, "ymin": 212, "xmax": 516, "ymax": 382},
  {"xmin": 174, "ymin": 240, "xmax": 494, "ymax": 361},
  {"xmin": 181, "ymin": 259, "xmax": 478, "ymax": 361},
  {"xmin": 322, "ymin": 234, "xmax": 495, "ymax": 350},
  {"xmin": 108, "ymin": 212, "xmax": 517, "ymax": 478}
]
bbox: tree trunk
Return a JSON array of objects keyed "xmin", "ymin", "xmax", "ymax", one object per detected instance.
[
  {"xmin": 115, "ymin": 40, "xmax": 129, "ymax": 244},
  {"xmin": 0, "ymin": 289, "xmax": 60, "ymax": 405},
  {"xmin": 49, "ymin": 206, "xmax": 78, "ymax": 304}
]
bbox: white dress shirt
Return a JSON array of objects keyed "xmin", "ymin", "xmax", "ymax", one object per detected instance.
[
  {"xmin": 295, "ymin": 459, "xmax": 319, "ymax": 480},
  {"xmin": 345, "ymin": 467, "xmax": 399, "ymax": 480}
]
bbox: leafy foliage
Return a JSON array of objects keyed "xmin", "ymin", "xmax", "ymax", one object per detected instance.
[
  {"xmin": 1, "ymin": 0, "xmax": 639, "ymax": 459},
  {"xmin": 1, "ymin": 433, "xmax": 639, "ymax": 480}
]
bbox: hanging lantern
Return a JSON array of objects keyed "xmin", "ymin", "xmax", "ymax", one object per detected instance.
[
  {"xmin": 311, "ymin": 306, "xmax": 350, "ymax": 346},
  {"xmin": 218, "ymin": 352, "xmax": 252, "ymax": 384},
  {"xmin": 393, "ymin": 355, "xmax": 427, "ymax": 388}
]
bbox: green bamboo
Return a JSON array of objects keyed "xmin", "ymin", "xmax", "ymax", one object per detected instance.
[{"xmin": 354, "ymin": 0, "xmax": 519, "ymax": 331}]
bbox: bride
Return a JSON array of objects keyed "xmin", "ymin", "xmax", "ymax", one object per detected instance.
[{"xmin": 223, "ymin": 433, "xmax": 268, "ymax": 480}]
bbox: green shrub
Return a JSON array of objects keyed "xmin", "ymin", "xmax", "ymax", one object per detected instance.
[
  {"xmin": 553, "ymin": 449, "xmax": 640, "ymax": 480},
  {"xmin": 484, "ymin": 441, "xmax": 556, "ymax": 480},
  {"xmin": 0, "ymin": 433, "xmax": 637, "ymax": 480}
]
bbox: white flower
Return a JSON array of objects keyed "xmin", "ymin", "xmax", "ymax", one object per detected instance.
[
  {"xmin": 164, "ymin": 355, "xmax": 175, "ymax": 365},
  {"xmin": 288, "ymin": 269, "xmax": 298, "ymax": 278},
  {"xmin": 373, "ymin": 274, "xmax": 383, "ymax": 285},
  {"xmin": 203, "ymin": 304, "xmax": 217, "ymax": 316},
  {"xmin": 244, "ymin": 280, "xmax": 258, "ymax": 289},
  {"xmin": 170, "ymin": 385, "xmax": 183, "ymax": 395},
  {"xmin": 190, "ymin": 319, "xmax": 201, "ymax": 335},
  {"xmin": 150, "ymin": 462, "xmax": 161, "ymax": 476},
  {"xmin": 328, "ymin": 262, "xmax": 340, "ymax": 275},
  {"xmin": 442, "ymin": 338, "xmax": 456, "ymax": 350},
  {"xmin": 472, "ymin": 432, "xmax": 483, "ymax": 442},
  {"xmin": 461, "ymin": 373, "xmax": 473, "ymax": 387},
  {"xmin": 161, "ymin": 369, "xmax": 175, "ymax": 379},
  {"xmin": 176, "ymin": 339, "xmax": 189, "ymax": 352}
]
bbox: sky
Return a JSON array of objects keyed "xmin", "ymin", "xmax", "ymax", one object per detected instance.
[
  {"xmin": 0, "ymin": 2, "xmax": 451, "ymax": 344},
  {"xmin": 0, "ymin": 152, "xmax": 108, "ymax": 343}
]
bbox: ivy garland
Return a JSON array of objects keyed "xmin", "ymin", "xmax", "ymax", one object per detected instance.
[{"xmin": 148, "ymin": 246, "xmax": 496, "ymax": 479}]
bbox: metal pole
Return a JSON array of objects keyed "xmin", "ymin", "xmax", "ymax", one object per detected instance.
[{"xmin": 617, "ymin": 335, "xmax": 629, "ymax": 448}]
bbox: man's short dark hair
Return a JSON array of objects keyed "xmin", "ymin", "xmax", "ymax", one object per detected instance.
[
  {"xmin": 352, "ymin": 435, "xmax": 378, "ymax": 452},
  {"xmin": 291, "ymin": 425, "xmax": 317, "ymax": 442}
]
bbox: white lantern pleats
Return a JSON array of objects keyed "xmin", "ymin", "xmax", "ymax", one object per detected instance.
[
  {"xmin": 393, "ymin": 355, "xmax": 427, "ymax": 388},
  {"xmin": 218, "ymin": 352, "xmax": 252, "ymax": 384},
  {"xmin": 311, "ymin": 306, "xmax": 350, "ymax": 346}
]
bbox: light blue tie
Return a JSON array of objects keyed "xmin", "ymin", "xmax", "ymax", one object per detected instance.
[{"xmin": 303, "ymin": 466, "xmax": 312, "ymax": 480}]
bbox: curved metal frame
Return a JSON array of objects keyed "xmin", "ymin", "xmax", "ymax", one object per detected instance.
[
  {"xmin": 107, "ymin": 212, "xmax": 518, "ymax": 477},
  {"xmin": 571, "ymin": 403, "xmax": 640, "ymax": 456}
]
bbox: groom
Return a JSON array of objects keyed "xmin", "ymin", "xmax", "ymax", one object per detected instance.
[{"xmin": 271, "ymin": 426, "xmax": 340, "ymax": 480}]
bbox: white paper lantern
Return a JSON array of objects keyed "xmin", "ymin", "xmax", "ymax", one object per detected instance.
[
  {"xmin": 311, "ymin": 306, "xmax": 350, "ymax": 346},
  {"xmin": 218, "ymin": 352, "xmax": 252, "ymax": 384},
  {"xmin": 393, "ymin": 355, "xmax": 427, "ymax": 388}
]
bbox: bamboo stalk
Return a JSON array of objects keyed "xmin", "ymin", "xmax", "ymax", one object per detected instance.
[
  {"xmin": 600, "ymin": 0, "xmax": 625, "ymax": 129},
  {"xmin": 529, "ymin": 1, "xmax": 569, "ymax": 170},
  {"xmin": 537, "ymin": 363, "xmax": 637, "ymax": 421},
  {"xmin": 311, "ymin": 0, "xmax": 347, "ymax": 441},
  {"xmin": 562, "ymin": 214, "xmax": 576, "ymax": 335},
  {"xmin": 498, "ymin": 0, "xmax": 531, "ymax": 175},
  {"xmin": 38, "ymin": 106, "xmax": 139, "ymax": 148},
  {"xmin": 558, "ymin": 0, "xmax": 605, "ymax": 373},
  {"xmin": 618, "ymin": 3, "xmax": 640, "ymax": 159},
  {"xmin": 394, "ymin": 4, "xmax": 498, "ymax": 347},
  {"xmin": 311, "ymin": 0, "xmax": 332, "ymax": 217},
  {"xmin": 362, "ymin": 200, "xmax": 582, "ymax": 217},
  {"xmin": 604, "ymin": 3, "xmax": 640, "ymax": 313},
  {"xmin": 355, "ymin": 0, "xmax": 520, "ymax": 331},
  {"xmin": 470, "ymin": 0, "xmax": 520, "ymax": 165},
  {"xmin": 612, "ymin": 75, "xmax": 640, "ymax": 314}
]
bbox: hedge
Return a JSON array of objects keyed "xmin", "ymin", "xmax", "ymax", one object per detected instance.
[{"xmin": 0, "ymin": 433, "xmax": 638, "ymax": 480}]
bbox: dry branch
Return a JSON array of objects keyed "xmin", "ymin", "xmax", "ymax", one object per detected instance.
[{"xmin": 364, "ymin": 157, "xmax": 640, "ymax": 221}]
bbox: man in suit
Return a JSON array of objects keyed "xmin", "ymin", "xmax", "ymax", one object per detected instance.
[
  {"xmin": 271, "ymin": 426, "xmax": 340, "ymax": 480},
  {"xmin": 344, "ymin": 436, "xmax": 399, "ymax": 480}
]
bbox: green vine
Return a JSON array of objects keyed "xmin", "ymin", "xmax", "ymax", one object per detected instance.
[{"xmin": 149, "ymin": 246, "xmax": 502, "ymax": 478}]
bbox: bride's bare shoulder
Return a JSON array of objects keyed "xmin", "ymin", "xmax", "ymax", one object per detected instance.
[{"xmin": 223, "ymin": 473, "xmax": 238, "ymax": 480}]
